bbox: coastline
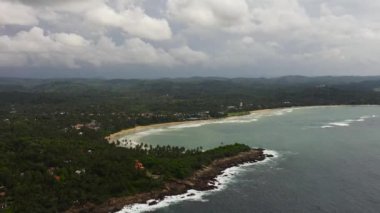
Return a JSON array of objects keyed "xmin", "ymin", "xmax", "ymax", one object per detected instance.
[
  {"xmin": 107, "ymin": 108, "xmax": 277, "ymax": 145},
  {"xmin": 66, "ymin": 148, "xmax": 270, "ymax": 213},
  {"xmin": 107, "ymin": 105, "xmax": 349, "ymax": 145},
  {"xmin": 87, "ymin": 104, "xmax": 358, "ymax": 213}
]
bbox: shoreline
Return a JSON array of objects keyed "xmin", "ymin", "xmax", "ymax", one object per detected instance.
[
  {"xmin": 107, "ymin": 108, "xmax": 285, "ymax": 144},
  {"xmin": 66, "ymin": 148, "xmax": 270, "ymax": 213},
  {"xmin": 107, "ymin": 105, "xmax": 347, "ymax": 145},
  {"xmin": 69, "ymin": 104, "xmax": 369, "ymax": 213}
]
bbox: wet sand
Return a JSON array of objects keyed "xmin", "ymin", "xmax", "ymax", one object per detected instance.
[{"xmin": 107, "ymin": 108, "xmax": 276, "ymax": 144}]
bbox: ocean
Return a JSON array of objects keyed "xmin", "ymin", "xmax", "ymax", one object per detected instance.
[{"xmin": 118, "ymin": 106, "xmax": 380, "ymax": 213}]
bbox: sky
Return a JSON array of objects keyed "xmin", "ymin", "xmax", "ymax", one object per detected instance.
[{"xmin": 1, "ymin": 0, "xmax": 380, "ymax": 78}]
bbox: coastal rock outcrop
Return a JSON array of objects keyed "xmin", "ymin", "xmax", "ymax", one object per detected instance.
[{"xmin": 66, "ymin": 149, "xmax": 266, "ymax": 213}]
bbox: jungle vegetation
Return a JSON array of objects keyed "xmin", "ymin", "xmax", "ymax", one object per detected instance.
[{"xmin": 1, "ymin": 76, "xmax": 380, "ymax": 212}]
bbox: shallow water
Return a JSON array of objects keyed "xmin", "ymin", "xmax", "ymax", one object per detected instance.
[{"xmin": 119, "ymin": 106, "xmax": 380, "ymax": 213}]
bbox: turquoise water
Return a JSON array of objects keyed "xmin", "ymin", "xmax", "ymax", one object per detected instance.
[{"xmin": 124, "ymin": 106, "xmax": 380, "ymax": 212}]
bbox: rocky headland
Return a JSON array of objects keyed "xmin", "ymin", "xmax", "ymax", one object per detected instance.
[{"xmin": 67, "ymin": 148, "xmax": 270, "ymax": 213}]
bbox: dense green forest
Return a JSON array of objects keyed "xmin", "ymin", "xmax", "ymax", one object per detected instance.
[{"xmin": 1, "ymin": 76, "xmax": 380, "ymax": 212}]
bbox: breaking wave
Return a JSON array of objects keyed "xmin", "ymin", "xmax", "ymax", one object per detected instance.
[
  {"xmin": 125, "ymin": 108, "xmax": 298, "ymax": 144},
  {"xmin": 321, "ymin": 115, "xmax": 377, "ymax": 129},
  {"xmin": 117, "ymin": 150, "xmax": 279, "ymax": 213}
]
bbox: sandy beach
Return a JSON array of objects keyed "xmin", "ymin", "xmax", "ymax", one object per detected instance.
[
  {"xmin": 107, "ymin": 105, "xmax": 350, "ymax": 147},
  {"xmin": 107, "ymin": 108, "xmax": 276, "ymax": 145}
]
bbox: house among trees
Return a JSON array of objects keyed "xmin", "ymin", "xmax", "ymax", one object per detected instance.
[
  {"xmin": 0, "ymin": 186, "xmax": 6, "ymax": 197},
  {"xmin": 73, "ymin": 120, "xmax": 100, "ymax": 131},
  {"xmin": 0, "ymin": 186, "xmax": 7, "ymax": 209},
  {"xmin": 134, "ymin": 160, "xmax": 144, "ymax": 170},
  {"xmin": 73, "ymin": 123, "xmax": 84, "ymax": 130},
  {"xmin": 54, "ymin": 176, "xmax": 61, "ymax": 182}
]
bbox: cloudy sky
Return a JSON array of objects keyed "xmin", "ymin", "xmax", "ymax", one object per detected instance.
[{"xmin": 1, "ymin": 0, "xmax": 380, "ymax": 78}]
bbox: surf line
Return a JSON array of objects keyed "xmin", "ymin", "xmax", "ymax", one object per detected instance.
[
  {"xmin": 118, "ymin": 149, "xmax": 279, "ymax": 213},
  {"xmin": 108, "ymin": 107, "xmax": 301, "ymax": 148}
]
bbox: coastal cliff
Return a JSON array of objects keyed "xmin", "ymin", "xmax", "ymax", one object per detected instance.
[{"xmin": 67, "ymin": 148, "xmax": 269, "ymax": 213}]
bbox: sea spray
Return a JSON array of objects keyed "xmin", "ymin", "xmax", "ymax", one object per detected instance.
[{"xmin": 117, "ymin": 150, "xmax": 279, "ymax": 213}]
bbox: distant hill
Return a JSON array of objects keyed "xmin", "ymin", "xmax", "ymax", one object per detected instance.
[{"xmin": 1, "ymin": 76, "xmax": 380, "ymax": 93}]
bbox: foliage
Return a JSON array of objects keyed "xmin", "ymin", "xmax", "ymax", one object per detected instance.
[{"xmin": 1, "ymin": 76, "xmax": 380, "ymax": 212}]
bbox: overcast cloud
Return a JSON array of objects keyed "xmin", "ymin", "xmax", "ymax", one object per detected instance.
[{"xmin": 0, "ymin": 0, "xmax": 380, "ymax": 78}]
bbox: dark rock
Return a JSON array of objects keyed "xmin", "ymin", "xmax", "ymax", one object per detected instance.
[
  {"xmin": 148, "ymin": 200, "xmax": 158, "ymax": 206},
  {"xmin": 182, "ymin": 180, "xmax": 195, "ymax": 187},
  {"xmin": 66, "ymin": 148, "xmax": 266, "ymax": 213}
]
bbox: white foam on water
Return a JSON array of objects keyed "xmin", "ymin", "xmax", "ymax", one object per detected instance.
[
  {"xmin": 126, "ymin": 108, "xmax": 298, "ymax": 144},
  {"xmin": 117, "ymin": 108, "xmax": 299, "ymax": 148},
  {"xmin": 168, "ymin": 123, "xmax": 207, "ymax": 129},
  {"xmin": 168, "ymin": 114, "xmax": 261, "ymax": 129},
  {"xmin": 117, "ymin": 189, "xmax": 207, "ymax": 213},
  {"xmin": 117, "ymin": 128, "xmax": 169, "ymax": 148},
  {"xmin": 133, "ymin": 128, "xmax": 167, "ymax": 138},
  {"xmin": 329, "ymin": 122, "xmax": 350, "ymax": 127},
  {"xmin": 321, "ymin": 114, "xmax": 377, "ymax": 129},
  {"xmin": 117, "ymin": 150, "xmax": 279, "ymax": 213},
  {"xmin": 213, "ymin": 117, "xmax": 259, "ymax": 124}
]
